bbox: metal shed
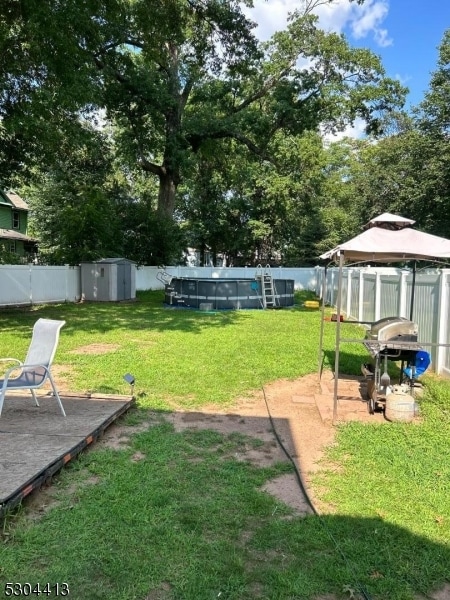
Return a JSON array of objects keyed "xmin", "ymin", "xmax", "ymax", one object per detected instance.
[{"xmin": 80, "ymin": 258, "xmax": 136, "ymax": 302}]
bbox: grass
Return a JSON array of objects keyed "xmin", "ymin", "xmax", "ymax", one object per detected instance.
[
  {"xmin": 1, "ymin": 290, "xmax": 361, "ymax": 407},
  {"xmin": 0, "ymin": 291, "xmax": 449, "ymax": 600},
  {"xmin": 312, "ymin": 377, "xmax": 450, "ymax": 598}
]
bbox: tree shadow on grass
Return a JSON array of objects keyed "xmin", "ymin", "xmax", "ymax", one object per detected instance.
[
  {"xmin": 1, "ymin": 410, "xmax": 449, "ymax": 600},
  {"xmin": 249, "ymin": 512, "xmax": 450, "ymax": 600},
  {"xmin": 0, "ymin": 290, "xmax": 262, "ymax": 337},
  {"xmin": 0, "ymin": 290, "xmax": 320, "ymax": 339}
]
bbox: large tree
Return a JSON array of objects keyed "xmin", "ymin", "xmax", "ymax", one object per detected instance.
[
  {"xmin": 24, "ymin": 125, "xmax": 123, "ymax": 264},
  {"xmin": 327, "ymin": 29, "xmax": 450, "ymax": 241},
  {"xmin": 417, "ymin": 29, "xmax": 450, "ymax": 135},
  {"xmin": 0, "ymin": 0, "xmax": 405, "ymax": 220},
  {"xmin": 0, "ymin": 0, "xmax": 103, "ymax": 182}
]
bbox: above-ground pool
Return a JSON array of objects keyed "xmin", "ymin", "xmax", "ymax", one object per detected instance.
[{"xmin": 164, "ymin": 277, "xmax": 295, "ymax": 310}]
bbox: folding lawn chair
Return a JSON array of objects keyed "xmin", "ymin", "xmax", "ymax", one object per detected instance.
[{"xmin": 0, "ymin": 318, "xmax": 66, "ymax": 417}]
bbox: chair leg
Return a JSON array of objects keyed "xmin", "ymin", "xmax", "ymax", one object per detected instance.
[
  {"xmin": 30, "ymin": 389, "xmax": 40, "ymax": 407},
  {"xmin": 48, "ymin": 373, "xmax": 66, "ymax": 417},
  {"xmin": 0, "ymin": 389, "xmax": 5, "ymax": 417}
]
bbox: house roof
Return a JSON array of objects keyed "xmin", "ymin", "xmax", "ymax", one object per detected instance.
[
  {"xmin": 3, "ymin": 190, "xmax": 29, "ymax": 211},
  {"xmin": 363, "ymin": 212, "xmax": 416, "ymax": 230},
  {"xmin": 0, "ymin": 229, "xmax": 36, "ymax": 242},
  {"xmin": 80, "ymin": 257, "xmax": 136, "ymax": 264}
]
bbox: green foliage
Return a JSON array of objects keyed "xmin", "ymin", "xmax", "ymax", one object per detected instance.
[
  {"xmin": 0, "ymin": 243, "xmax": 25, "ymax": 265},
  {"xmin": 349, "ymin": 129, "xmax": 450, "ymax": 238},
  {"xmin": 181, "ymin": 130, "xmax": 331, "ymax": 265},
  {"xmin": 121, "ymin": 208, "xmax": 186, "ymax": 266},
  {"xmin": 321, "ymin": 28, "xmax": 450, "ymax": 242},
  {"xmin": 0, "ymin": 0, "xmax": 406, "ymax": 226},
  {"xmin": 417, "ymin": 29, "xmax": 450, "ymax": 135},
  {"xmin": 24, "ymin": 126, "xmax": 122, "ymax": 264},
  {"xmin": 9, "ymin": 2, "xmax": 450, "ymax": 266}
]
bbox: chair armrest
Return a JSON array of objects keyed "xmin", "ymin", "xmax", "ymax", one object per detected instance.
[
  {"xmin": 0, "ymin": 358, "xmax": 22, "ymax": 375},
  {"xmin": 3, "ymin": 362, "xmax": 50, "ymax": 382}
]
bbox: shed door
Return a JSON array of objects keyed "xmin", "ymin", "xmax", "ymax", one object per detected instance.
[{"xmin": 117, "ymin": 263, "xmax": 129, "ymax": 300}]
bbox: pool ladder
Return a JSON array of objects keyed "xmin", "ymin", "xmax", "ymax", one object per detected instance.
[
  {"xmin": 157, "ymin": 267, "xmax": 185, "ymax": 306},
  {"xmin": 255, "ymin": 264, "xmax": 278, "ymax": 309}
]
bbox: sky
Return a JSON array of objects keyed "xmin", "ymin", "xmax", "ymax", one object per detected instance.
[{"xmin": 243, "ymin": 0, "xmax": 450, "ymax": 112}]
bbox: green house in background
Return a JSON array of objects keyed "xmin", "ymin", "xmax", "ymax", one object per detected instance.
[{"xmin": 0, "ymin": 190, "xmax": 38, "ymax": 261}]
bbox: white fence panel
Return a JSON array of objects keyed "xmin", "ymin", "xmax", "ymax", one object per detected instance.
[
  {"xmin": 349, "ymin": 271, "xmax": 360, "ymax": 319},
  {"xmin": 379, "ymin": 274, "xmax": 401, "ymax": 319},
  {"xmin": 0, "ymin": 265, "xmax": 33, "ymax": 305},
  {"xmin": 362, "ymin": 273, "xmax": 377, "ymax": 323},
  {"xmin": 442, "ymin": 273, "xmax": 450, "ymax": 377},
  {"xmin": 30, "ymin": 266, "xmax": 81, "ymax": 303},
  {"xmin": 0, "ymin": 265, "xmax": 81, "ymax": 306},
  {"xmin": 413, "ymin": 273, "xmax": 440, "ymax": 343},
  {"xmin": 135, "ymin": 266, "xmax": 318, "ymax": 291},
  {"xmin": 318, "ymin": 266, "xmax": 450, "ymax": 377},
  {"xmin": 0, "ymin": 264, "xmax": 319, "ymax": 304},
  {"xmin": 67, "ymin": 266, "xmax": 82, "ymax": 302},
  {"xmin": 135, "ymin": 266, "xmax": 162, "ymax": 290}
]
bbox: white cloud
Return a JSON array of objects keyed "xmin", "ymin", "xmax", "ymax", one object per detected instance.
[
  {"xmin": 243, "ymin": 0, "xmax": 292, "ymax": 41},
  {"xmin": 322, "ymin": 118, "xmax": 368, "ymax": 144},
  {"xmin": 243, "ymin": 0, "xmax": 393, "ymax": 47},
  {"xmin": 314, "ymin": 0, "xmax": 356, "ymax": 34},
  {"xmin": 349, "ymin": 0, "xmax": 392, "ymax": 47},
  {"xmin": 374, "ymin": 28, "xmax": 392, "ymax": 48}
]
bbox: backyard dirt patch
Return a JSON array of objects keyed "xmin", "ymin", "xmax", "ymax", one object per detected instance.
[
  {"xmin": 92, "ymin": 372, "xmax": 336, "ymax": 519},
  {"xmin": 97, "ymin": 371, "xmax": 380, "ymax": 514},
  {"xmin": 69, "ymin": 343, "xmax": 120, "ymax": 354},
  {"xmin": 167, "ymin": 372, "xmax": 335, "ymax": 514}
]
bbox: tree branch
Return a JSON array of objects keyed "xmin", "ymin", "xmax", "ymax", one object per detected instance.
[
  {"xmin": 187, "ymin": 129, "xmax": 275, "ymax": 164},
  {"xmin": 233, "ymin": 67, "xmax": 293, "ymax": 114},
  {"xmin": 138, "ymin": 155, "xmax": 163, "ymax": 176}
]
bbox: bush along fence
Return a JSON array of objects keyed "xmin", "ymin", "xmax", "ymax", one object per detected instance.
[{"xmin": 315, "ymin": 266, "xmax": 450, "ymax": 378}]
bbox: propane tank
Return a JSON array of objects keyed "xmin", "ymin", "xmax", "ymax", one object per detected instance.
[{"xmin": 385, "ymin": 388, "xmax": 416, "ymax": 423}]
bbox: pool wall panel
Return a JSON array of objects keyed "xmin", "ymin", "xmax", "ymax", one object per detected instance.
[{"xmin": 164, "ymin": 278, "xmax": 294, "ymax": 309}]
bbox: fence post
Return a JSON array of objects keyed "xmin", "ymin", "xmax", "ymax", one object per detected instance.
[
  {"xmin": 435, "ymin": 270, "xmax": 449, "ymax": 375},
  {"xmin": 399, "ymin": 270, "xmax": 408, "ymax": 318},
  {"xmin": 375, "ymin": 271, "xmax": 381, "ymax": 321},
  {"xmin": 358, "ymin": 270, "xmax": 364, "ymax": 322},
  {"xmin": 329, "ymin": 269, "xmax": 335, "ymax": 307},
  {"xmin": 29, "ymin": 264, "xmax": 33, "ymax": 305},
  {"xmin": 345, "ymin": 269, "xmax": 353, "ymax": 318},
  {"xmin": 65, "ymin": 265, "xmax": 69, "ymax": 302}
]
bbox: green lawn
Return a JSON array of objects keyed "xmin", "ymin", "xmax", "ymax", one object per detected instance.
[{"xmin": 0, "ymin": 291, "xmax": 449, "ymax": 600}]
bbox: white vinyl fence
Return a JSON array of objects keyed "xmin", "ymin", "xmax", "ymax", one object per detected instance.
[
  {"xmin": 134, "ymin": 265, "xmax": 318, "ymax": 291},
  {"xmin": 0, "ymin": 264, "xmax": 318, "ymax": 307},
  {"xmin": 315, "ymin": 266, "xmax": 450, "ymax": 378},
  {"xmin": 0, "ymin": 265, "xmax": 81, "ymax": 305}
]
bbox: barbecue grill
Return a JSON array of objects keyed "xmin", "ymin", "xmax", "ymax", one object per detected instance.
[{"xmin": 361, "ymin": 316, "xmax": 421, "ymax": 414}]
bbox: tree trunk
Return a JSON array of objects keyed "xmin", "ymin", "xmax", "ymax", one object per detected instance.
[{"xmin": 157, "ymin": 171, "xmax": 177, "ymax": 219}]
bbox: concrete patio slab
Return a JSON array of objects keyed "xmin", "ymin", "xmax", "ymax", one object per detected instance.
[{"xmin": 0, "ymin": 392, "xmax": 134, "ymax": 517}]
